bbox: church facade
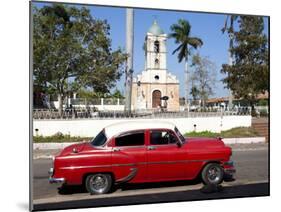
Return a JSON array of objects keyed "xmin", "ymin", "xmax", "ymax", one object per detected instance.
[{"xmin": 132, "ymin": 20, "xmax": 180, "ymax": 111}]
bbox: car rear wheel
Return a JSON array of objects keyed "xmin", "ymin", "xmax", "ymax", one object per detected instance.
[
  {"xmin": 85, "ymin": 173, "xmax": 112, "ymax": 194},
  {"xmin": 201, "ymin": 163, "xmax": 224, "ymax": 185}
]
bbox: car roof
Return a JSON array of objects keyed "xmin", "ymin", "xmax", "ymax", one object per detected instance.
[{"xmin": 104, "ymin": 120, "xmax": 176, "ymax": 138}]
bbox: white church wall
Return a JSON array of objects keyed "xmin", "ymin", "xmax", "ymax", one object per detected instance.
[{"xmin": 33, "ymin": 115, "xmax": 252, "ymax": 137}]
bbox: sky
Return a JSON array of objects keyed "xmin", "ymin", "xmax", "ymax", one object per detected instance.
[{"xmin": 33, "ymin": 2, "xmax": 269, "ymax": 98}]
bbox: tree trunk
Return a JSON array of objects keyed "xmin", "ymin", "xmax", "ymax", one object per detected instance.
[
  {"xmin": 184, "ymin": 57, "xmax": 189, "ymax": 110},
  {"xmin": 58, "ymin": 93, "xmax": 63, "ymax": 117},
  {"xmin": 250, "ymin": 100, "xmax": 256, "ymax": 117},
  {"xmin": 202, "ymin": 98, "xmax": 206, "ymax": 109}
]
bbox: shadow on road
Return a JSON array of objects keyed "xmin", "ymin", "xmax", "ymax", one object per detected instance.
[
  {"xmin": 58, "ymin": 179, "xmax": 202, "ymax": 195},
  {"xmin": 34, "ymin": 182, "xmax": 269, "ymax": 211},
  {"xmin": 57, "ymin": 176, "xmax": 235, "ymax": 195},
  {"xmin": 117, "ymin": 178, "xmax": 202, "ymax": 191}
]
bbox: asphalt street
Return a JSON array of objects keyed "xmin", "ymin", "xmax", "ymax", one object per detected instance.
[{"xmin": 32, "ymin": 144, "xmax": 269, "ymax": 211}]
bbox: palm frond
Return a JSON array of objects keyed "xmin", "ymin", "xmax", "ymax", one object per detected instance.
[
  {"xmin": 221, "ymin": 15, "xmax": 229, "ymax": 33},
  {"xmin": 168, "ymin": 32, "xmax": 181, "ymax": 43},
  {"xmin": 222, "ymin": 15, "xmax": 239, "ymax": 34},
  {"xmin": 229, "ymin": 15, "xmax": 238, "ymax": 33},
  {"xmin": 172, "ymin": 44, "xmax": 183, "ymax": 55},
  {"xmin": 187, "ymin": 37, "xmax": 203, "ymax": 49}
]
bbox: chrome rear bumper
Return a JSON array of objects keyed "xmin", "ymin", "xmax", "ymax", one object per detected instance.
[
  {"xmin": 49, "ymin": 177, "xmax": 65, "ymax": 184},
  {"xmin": 48, "ymin": 167, "xmax": 65, "ymax": 184},
  {"xmin": 223, "ymin": 160, "xmax": 236, "ymax": 180},
  {"xmin": 224, "ymin": 167, "xmax": 236, "ymax": 175}
]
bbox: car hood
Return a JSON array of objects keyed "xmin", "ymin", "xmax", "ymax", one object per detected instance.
[
  {"xmin": 58, "ymin": 142, "xmax": 94, "ymax": 156},
  {"xmin": 184, "ymin": 137, "xmax": 226, "ymax": 149}
]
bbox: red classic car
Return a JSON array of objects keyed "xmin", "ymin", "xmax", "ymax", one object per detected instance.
[{"xmin": 49, "ymin": 121, "xmax": 235, "ymax": 194}]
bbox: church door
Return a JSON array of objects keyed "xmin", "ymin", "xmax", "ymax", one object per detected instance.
[{"xmin": 152, "ymin": 90, "xmax": 161, "ymax": 108}]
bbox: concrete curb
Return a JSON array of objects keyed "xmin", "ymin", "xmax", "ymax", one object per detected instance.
[
  {"xmin": 33, "ymin": 137, "xmax": 266, "ymax": 150},
  {"xmin": 222, "ymin": 137, "xmax": 266, "ymax": 144}
]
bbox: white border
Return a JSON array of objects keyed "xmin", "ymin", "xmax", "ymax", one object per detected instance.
[{"xmin": 1, "ymin": 0, "xmax": 279, "ymax": 212}]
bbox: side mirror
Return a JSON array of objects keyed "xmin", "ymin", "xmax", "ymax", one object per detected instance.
[{"xmin": 176, "ymin": 141, "xmax": 182, "ymax": 148}]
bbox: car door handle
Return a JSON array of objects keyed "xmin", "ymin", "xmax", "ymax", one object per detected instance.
[
  {"xmin": 113, "ymin": 147, "xmax": 121, "ymax": 152},
  {"xmin": 147, "ymin": 146, "xmax": 156, "ymax": 150}
]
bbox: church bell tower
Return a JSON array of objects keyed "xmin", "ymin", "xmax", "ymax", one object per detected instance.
[
  {"xmin": 132, "ymin": 20, "xmax": 180, "ymax": 111},
  {"xmin": 144, "ymin": 20, "xmax": 167, "ymax": 71}
]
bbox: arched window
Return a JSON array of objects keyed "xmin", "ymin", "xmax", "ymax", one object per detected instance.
[
  {"xmin": 154, "ymin": 41, "xmax": 160, "ymax": 53},
  {"xmin": 155, "ymin": 58, "xmax": 159, "ymax": 69}
]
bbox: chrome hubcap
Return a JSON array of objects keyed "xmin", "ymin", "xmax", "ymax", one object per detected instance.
[
  {"xmin": 90, "ymin": 175, "xmax": 108, "ymax": 192},
  {"xmin": 207, "ymin": 166, "xmax": 221, "ymax": 183}
]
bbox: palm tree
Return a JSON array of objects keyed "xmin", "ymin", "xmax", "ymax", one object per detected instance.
[
  {"xmin": 221, "ymin": 15, "xmax": 238, "ymax": 110},
  {"xmin": 169, "ymin": 19, "xmax": 203, "ymax": 109}
]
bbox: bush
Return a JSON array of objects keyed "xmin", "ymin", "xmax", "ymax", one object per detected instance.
[
  {"xmin": 185, "ymin": 131, "xmax": 219, "ymax": 137},
  {"xmin": 33, "ymin": 132, "xmax": 92, "ymax": 143},
  {"xmin": 259, "ymin": 109, "xmax": 268, "ymax": 117}
]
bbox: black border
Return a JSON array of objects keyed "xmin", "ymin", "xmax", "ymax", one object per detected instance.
[
  {"xmin": 30, "ymin": 0, "xmax": 270, "ymax": 211},
  {"xmin": 29, "ymin": 1, "xmax": 34, "ymax": 211}
]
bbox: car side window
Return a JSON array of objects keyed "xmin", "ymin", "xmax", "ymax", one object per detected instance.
[
  {"xmin": 150, "ymin": 130, "xmax": 178, "ymax": 145},
  {"xmin": 115, "ymin": 131, "xmax": 145, "ymax": 147}
]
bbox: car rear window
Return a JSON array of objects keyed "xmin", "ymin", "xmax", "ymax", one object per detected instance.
[{"xmin": 115, "ymin": 131, "xmax": 145, "ymax": 147}]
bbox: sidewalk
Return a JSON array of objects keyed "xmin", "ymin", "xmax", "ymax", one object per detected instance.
[{"xmin": 32, "ymin": 143, "xmax": 268, "ymax": 160}]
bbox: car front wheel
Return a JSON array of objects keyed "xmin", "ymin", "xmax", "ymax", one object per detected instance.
[
  {"xmin": 201, "ymin": 163, "xmax": 224, "ymax": 185},
  {"xmin": 85, "ymin": 173, "xmax": 112, "ymax": 194}
]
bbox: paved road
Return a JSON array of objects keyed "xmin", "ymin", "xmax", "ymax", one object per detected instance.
[{"xmin": 32, "ymin": 145, "xmax": 269, "ymax": 210}]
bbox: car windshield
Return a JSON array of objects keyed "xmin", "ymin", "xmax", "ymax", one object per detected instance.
[
  {"xmin": 90, "ymin": 130, "xmax": 107, "ymax": 147},
  {"xmin": 175, "ymin": 127, "xmax": 185, "ymax": 143}
]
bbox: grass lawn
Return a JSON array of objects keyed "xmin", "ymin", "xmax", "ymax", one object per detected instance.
[
  {"xmin": 184, "ymin": 127, "xmax": 260, "ymax": 138},
  {"xmin": 33, "ymin": 133, "xmax": 91, "ymax": 143}
]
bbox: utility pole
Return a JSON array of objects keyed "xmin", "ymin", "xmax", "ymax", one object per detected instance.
[
  {"xmin": 228, "ymin": 32, "xmax": 234, "ymax": 111},
  {"xmin": 125, "ymin": 8, "xmax": 134, "ymax": 113}
]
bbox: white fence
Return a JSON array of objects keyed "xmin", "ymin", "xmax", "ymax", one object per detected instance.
[
  {"xmin": 51, "ymin": 98, "xmax": 125, "ymax": 110},
  {"xmin": 33, "ymin": 115, "xmax": 252, "ymax": 137}
]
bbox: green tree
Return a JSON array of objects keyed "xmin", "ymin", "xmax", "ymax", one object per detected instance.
[
  {"xmin": 221, "ymin": 16, "xmax": 269, "ymax": 112},
  {"xmin": 190, "ymin": 86, "xmax": 200, "ymax": 101},
  {"xmin": 169, "ymin": 19, "xmax": 203, "ymax": 109},
  {"xmin": 111, "ymin": 89, "xmax": 124, "ymax": 99},
  {"xmin": 191, "ymin": 54, "xmax": 217, "ymax": 108},
  {"xmin": 33, "ymin": 4, "xmax": 126, "ymax": 115}
]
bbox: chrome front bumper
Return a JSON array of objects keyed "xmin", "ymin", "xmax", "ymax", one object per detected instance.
[{"xmin": 48, "ymin": 167, "xmax": 65, "ymax": 184}]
